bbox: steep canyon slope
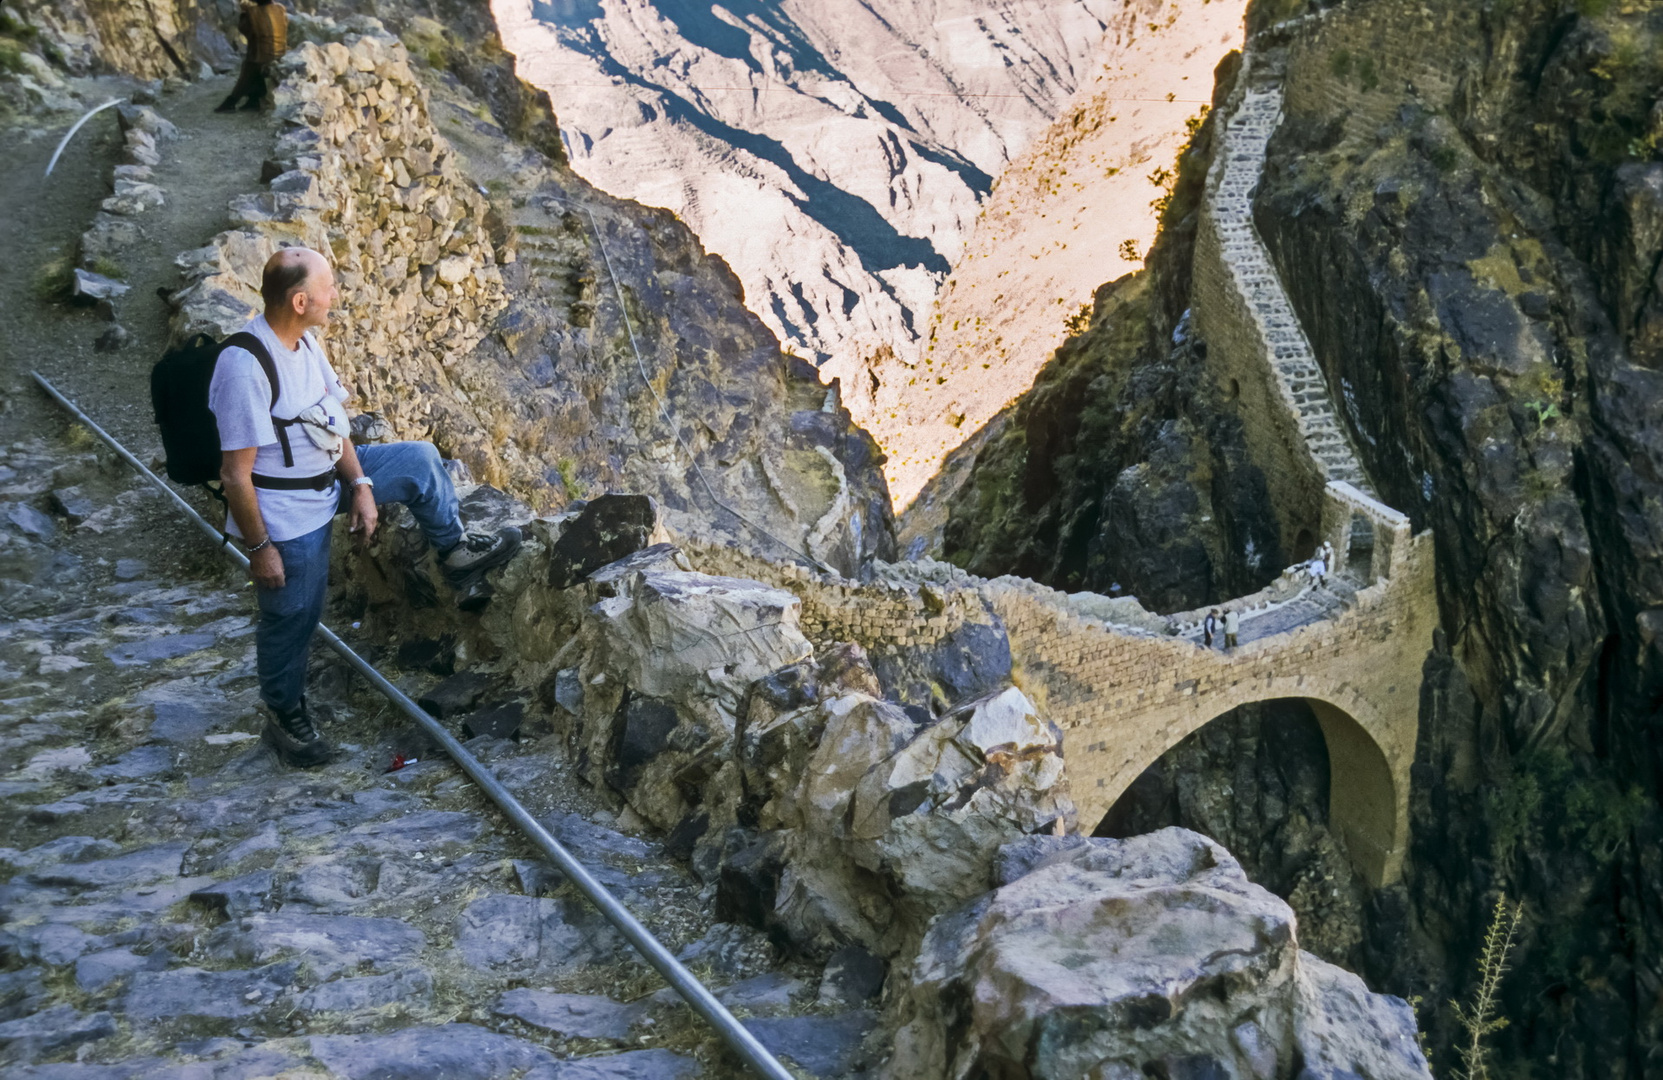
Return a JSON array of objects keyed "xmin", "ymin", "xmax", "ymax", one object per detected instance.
[
  {"xmin": 941, "ymin": 0, "xmax": 1663, "ymax": 1075},
  {"xmin": 3, "ymin": 0, "xmax": 896, "ymax": 575},
  {"xmin": 493, "ymin": 0, "xmax": 1246, "ymax": 505}
]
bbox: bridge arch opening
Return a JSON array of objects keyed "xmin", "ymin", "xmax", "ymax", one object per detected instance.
[{"xmin": 1090, "ymin": 695, "xmax": 1402, "ymax": 890}]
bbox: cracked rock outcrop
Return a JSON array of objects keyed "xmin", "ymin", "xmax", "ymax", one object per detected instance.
[{"xmin": 887, "ymin": 828, "xmax": 1429, "ymax": 1080}]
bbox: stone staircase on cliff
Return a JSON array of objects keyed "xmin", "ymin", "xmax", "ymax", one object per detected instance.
[{"xmin": 1210, "ymin": 86, "xmax": 1376, "ymax": 496}]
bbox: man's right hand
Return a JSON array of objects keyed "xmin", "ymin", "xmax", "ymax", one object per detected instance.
[{"xmin": 250, "ymin": 543, "xmax": 286, "ymax": 590}]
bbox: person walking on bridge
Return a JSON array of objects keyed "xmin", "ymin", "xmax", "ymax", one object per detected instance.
[
  {"xmin": 210, "ymin": 247, "xmax": 522, "ymax": 768},
  {"xmin": 217, "ymin": 0, "xmax": 288, "ymax": 113},
  {"xmin": 1203, "ymin": 608, "xmax": 1219, "ymax": 648},
  {"xmin": 1223, "ymin": 607, "xmax": 1240, "ymax": 650}
]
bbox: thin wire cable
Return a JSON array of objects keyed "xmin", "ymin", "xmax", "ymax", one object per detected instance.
[
  {"xmin": 546, "ymin": 194, "xmax": 839, "ymax": 576},
  {"xmin": 28, "ymin": 369, "xmax": 796, "ymax": 1080}
]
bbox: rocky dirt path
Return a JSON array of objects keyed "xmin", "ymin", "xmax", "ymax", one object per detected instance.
[
  {"xmin": 0, "ymin": 75, "xmax": 877, "ymax": 1080},
  {"xmin": 2, "ymin": 416, "xmax": 881, "ymax": 1080},
  {"xmin": 2, "ymin": 77, "xmax": 272, "ymax": 451}
]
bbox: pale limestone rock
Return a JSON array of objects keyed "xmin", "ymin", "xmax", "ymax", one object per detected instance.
[
  {"xmin": 590, "ymin": 571, "xmax": 811, "ymax": 718},
  {"xmin": 885, "ymin": 828, "xmax": 1431, "ymax": 1080}
]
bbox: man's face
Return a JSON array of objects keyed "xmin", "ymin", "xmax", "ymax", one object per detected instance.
[{"xmin": 296, "ymin": 258, "xmax": 339, "ymax": 330}]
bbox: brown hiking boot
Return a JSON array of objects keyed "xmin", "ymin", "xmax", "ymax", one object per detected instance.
[{"xmin": 260, "ymin": 700, "xmax": 334, "ymax": 768}]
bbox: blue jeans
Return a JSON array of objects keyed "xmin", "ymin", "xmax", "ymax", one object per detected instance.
[
  {"xmin": 255, "ymin": 440, "xmax": 463, "ymax": 712},
  {"xmin": 352, "ymin": 442, "xmax": 464, "ymax": 553}
]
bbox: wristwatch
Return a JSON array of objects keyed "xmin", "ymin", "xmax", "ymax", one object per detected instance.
[{"xmin": 352, "ymin": 476, "xmax": 374, "ymax": 490}]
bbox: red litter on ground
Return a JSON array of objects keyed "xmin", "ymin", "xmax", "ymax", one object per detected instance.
[{"xmin": 385, "ymin": 753, "xmax": 418, "ymax": 773}]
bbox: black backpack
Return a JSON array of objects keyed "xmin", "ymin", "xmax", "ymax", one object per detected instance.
[{"xmin": 151, "ymin": 331, "xmax": 281, "ymax": 486}]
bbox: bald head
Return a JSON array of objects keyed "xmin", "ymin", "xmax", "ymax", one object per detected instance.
[{"xmin": 261, "ymin": 247, "xmax": 328, "ymax": 312}]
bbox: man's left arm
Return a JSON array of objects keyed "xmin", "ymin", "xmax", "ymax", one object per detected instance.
[{"xmin": 337, "ymin": 438, "xmax": 378, "ymax": 543}]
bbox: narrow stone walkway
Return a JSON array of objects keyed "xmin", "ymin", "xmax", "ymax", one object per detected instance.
[
  {"xmin": 1209, "ymin": 86, "xmax": 1375, "ymax": 496},
  {"xmin": 0, "ymin": 422, "xmax": 885, "ymax": 1077}
]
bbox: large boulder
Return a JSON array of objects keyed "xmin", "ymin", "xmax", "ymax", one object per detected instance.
[
  {"xmin": 547, "ymin": 495, "xmax": 668, "ymax": 588},
  {"xmin": 846, "ymin": 686, "xmax": 1073, "ymax": 909},
  {"xmin": 886, "ymin": 828, "xmax": 1431, "ymax": 1080},
  {"xmin": 570, "ymin": 566, "xmax": 814, "ymax": 830},
  {"xmin": 729, "ymin": 682, "xmax": 1075, "ymax": 958}
]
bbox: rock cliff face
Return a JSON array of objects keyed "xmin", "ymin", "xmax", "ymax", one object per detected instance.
[
  {"xmin": 4, "ymin": 0, "xmax": 208, "ymax": 81},
  {"xmin": 11, "ymin": 0, "xmax": 896, "ymax": 572},
  {"xmin": 941, "ymin": 0, "xmax": 1663, "ymax": 1075},
  {"xmin": 1249, "ymin": 1, "xmax": 1663, "ymax": 1073},
  {"xmin": 931, "ymin": 50, "xmax": 1285, "ymax": 612}
]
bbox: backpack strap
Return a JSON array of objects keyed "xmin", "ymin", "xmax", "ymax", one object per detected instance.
[{"xmin": 223, "ymin": 331, "xmax": 298, "ymax": 468}]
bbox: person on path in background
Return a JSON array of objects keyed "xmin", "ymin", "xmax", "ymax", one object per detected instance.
[
  {"xmin": 1309, "ymin": 552, "xmax": 1328, "ymax": 587},
  {"xmin": 217, "ymin": 0, "xmax": 288, "ymax": 113},
  {"xmin": 1223, "ymin": 608, "xmax": 1240, "ymax": 650},
  {"xmin": 1203, "ymin": 608, "xmax": 1219, "ymax": 648},
  {"xmin": 1321, "ymin": 539, "xmax": 1336, "ymax": 573},
  {"xmin": 210, "ymin": 247, "xmax": 522, "ymax": 768}
]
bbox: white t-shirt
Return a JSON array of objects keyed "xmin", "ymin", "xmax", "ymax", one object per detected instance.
[{"xmin": 208, "ymin": 315, "xmax": 349, "ymax": 541}]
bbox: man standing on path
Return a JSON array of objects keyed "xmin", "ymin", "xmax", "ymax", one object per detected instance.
[
  {"xmin": 217, "ymin": 0, "xmax": 288, "ymax": 113},
  {"xmin": 1223, "ymin": 607, "xmax": 1240, "ymax": 650},
  {"xmin": 210, "ymin": 247, "xmax": 521, "ymax": 767},
  {"xmin": 1203, "ymin": 608, "xmax": 1219, "ymax": 649}
]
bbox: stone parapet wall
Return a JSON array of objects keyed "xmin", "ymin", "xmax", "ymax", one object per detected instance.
[
  {"xmin": 170, "ymin": 23, "xmax": 516, "ymax": 484},
  {"xmin": 679, "ymin": 536, "xmax": 986, "ymax": 651},
  {"xmin": 78, "ymin": 103, "xmax": 178, "ymax": 276},
  {"xmin": 1281, "ymin": 0, "xmax": 1468, "ymax": 134},
  {"xmin": 1191, "ymin": 51, "xmax": 1380, "ymax": 557}
]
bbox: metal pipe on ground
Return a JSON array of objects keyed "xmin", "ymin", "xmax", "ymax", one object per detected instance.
[
  {"xmin": 45, "ymin": 98, "xmax": 127, "ymax": 178},
  {"xmin": 29, "ymin": 370, "xmax": 797, "ymax": 1080}
]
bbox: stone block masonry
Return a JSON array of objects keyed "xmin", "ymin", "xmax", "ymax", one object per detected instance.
[
  {"xmin": 171, "ymin": 24, "xmax": 515, "ymax": 485},
  {"xmin": 1191, "ymin": 52, "xmax": 1379, "ymax": 559}
]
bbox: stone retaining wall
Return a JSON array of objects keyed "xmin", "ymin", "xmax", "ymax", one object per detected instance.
[
  {"xmin": 170, "ymin": 23, "xmax": 515, "ymax": 485},
  {"xmin": 1282, "ymin": 1, "xmax": 1468, "ymax": 133},
  {"xmin": 1190, "ymin": 50, "xmax": 1379, "ymax": 560}
]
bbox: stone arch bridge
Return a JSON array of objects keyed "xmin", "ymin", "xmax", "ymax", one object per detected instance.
[
  {"xmin": 692, "ymin": 43, "xmax": 1438, "ymax": 889},
  {"xmin": 693, "ymin": 479, "xmax": 1434, "ymax": 889}
]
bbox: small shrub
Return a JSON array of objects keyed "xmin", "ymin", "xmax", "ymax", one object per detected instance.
[
  {"xmin": 1117, "ymin": 238, "xmax": 1141, "ymax": 263},
  {"xmin": 87, "ymin": 257, "xmax": 125, "ymax": 280},
  {"xmin": 1358, "ymin": 55, "xmax": 1379, "ymax": 92},
  {"xmin": 0, "ymin": 8, "xmax": 35, "ymax": 40},
  {"xmin": 1330, "ymin": 48, "xmax": 1353, "ymax": 80},
  {"xmin": 1064, "ymin": 302, "xmax": 1094, "ymax": 336},
  {"xmin": 554, "ymin": 457, "xmax": 580, "ymax": 494},
  {"xmin": 1450, "ymin": 894, "xmax": 1525, "ymax": 1080},
  {"xmin": 1430, "ymin": 145, "xmax": 1460, "ymax": 173}
]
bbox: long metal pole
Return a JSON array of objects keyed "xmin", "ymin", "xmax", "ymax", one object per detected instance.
[
  {"xmin": 45, "ymin": 98, "xmax": 126, "ymax": 177},
  {"xmin": 29, "ymin": 371, "xmax": 795, "ymax": 1080}
]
